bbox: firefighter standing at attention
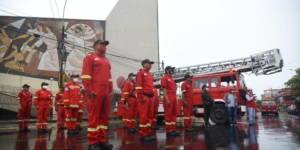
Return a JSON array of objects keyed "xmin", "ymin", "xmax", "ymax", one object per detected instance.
[
  {"xmin": 17, "ymin": 84, "xmax": 32, "ymax": 132},
  {"xmin": 81, "ymin": 39, "xmax": 114, "ymax": 150}
]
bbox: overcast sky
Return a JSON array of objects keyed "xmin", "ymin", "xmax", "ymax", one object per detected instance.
[{"xmin": 1, "ymin": 0, "xmax": 299, "ymax": 98}]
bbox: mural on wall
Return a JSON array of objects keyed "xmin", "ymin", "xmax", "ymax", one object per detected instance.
[{"xmin": 0, "ymin": 16, "xmax": 105, "ymax": 79}]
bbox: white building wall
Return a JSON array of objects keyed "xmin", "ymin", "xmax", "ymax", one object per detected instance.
[{"xmin": 106, "ymin": 0, "xmax": 160, "ymax": 91}]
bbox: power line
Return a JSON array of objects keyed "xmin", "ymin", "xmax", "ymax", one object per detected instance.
[
  {"xmin": 285, "ymin": 58, "xmax": 300, "ymax": 66},
  {"xmin": 54, "ymin": 0, "xmax": 61, "ymax": 18},
  {"xmin": 0, "ymin": 4, "xmax": 31, "ymax": 16},
  {"xmin": 48, "ymin": 0, "xmax": 56, "ymax": 18}
]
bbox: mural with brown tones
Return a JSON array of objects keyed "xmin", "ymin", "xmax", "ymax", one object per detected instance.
[{"xmin": 0, "ymin": 16, "xmax": 105, "ymax": 80}]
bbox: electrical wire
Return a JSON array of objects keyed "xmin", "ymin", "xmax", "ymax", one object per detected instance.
[
  {"xmin": 48, "ymin": 0, "xmax": 56, "ymax": 18},
  {"xmin": 54, "ymin": 0, "xmax": 61, "ymax": 18}
]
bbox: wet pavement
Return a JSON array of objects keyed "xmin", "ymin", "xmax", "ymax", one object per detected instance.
[{"xmin": 1, "ymin": 113, "xmax": 300, "ymax": 150}]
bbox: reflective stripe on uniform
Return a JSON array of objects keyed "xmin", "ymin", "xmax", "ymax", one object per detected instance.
[
  {"xmin": 139, "ymin": 124, "xmax": 148, "ymax": 127},
  {"xmin": 165, "ymin": 145, "xmax": 176, "ymax": 148},
  {"xmin": 135, "ymin": 87, "xmax": 142, "ymax": 90},
  {"xmin": 70, "ymin": 104, "xmax": 79, "ymax": 108},
  {"xmin": 87, "ymin": 125, "xmax": 108, "ymax": 132},
  {"xmin": 165, "ymin": 122, "xmax": 172, "ymax": 125},
  {"xmin": 81, "ymin": 75, "xmax": 91, "ymax": 79}
]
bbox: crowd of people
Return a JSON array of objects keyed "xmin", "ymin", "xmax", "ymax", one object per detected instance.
[{"xmin": 16, "ymin": 39, "xmax": 260, "ymax": 150}]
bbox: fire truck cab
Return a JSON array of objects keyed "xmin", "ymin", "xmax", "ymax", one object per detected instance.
[{"xmin": 189, "ymin": 71, "xmax": 247, "ymax": 124}]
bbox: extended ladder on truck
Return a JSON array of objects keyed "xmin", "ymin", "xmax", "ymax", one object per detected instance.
[
  {"xmin": 152, "ymin": 49, "xmax": 283, "ymax": 82},
  {"xmin": 152, "ymin": 48, "xmax": 284, "ymax": 124}
]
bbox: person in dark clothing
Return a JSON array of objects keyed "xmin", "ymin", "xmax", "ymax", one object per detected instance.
[
  {"xmin": 201, "ymin": 85, "xmax": 214, "ymax": 128},
  {"xmin": 294, "ymin": 97, "xmax": 300, "ymax": 119}
]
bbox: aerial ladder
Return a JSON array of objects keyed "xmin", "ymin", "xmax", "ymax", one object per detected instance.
[
  {"xmin": 152, "ymin": 48, "xmax": 283, "ymax": 82},
  {"xmin": 152, "ymin": 48, "xmax": 284, "ymax": 124}
]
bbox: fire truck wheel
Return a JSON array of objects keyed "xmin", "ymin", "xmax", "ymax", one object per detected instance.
[{"xmin": 210, "ymin": 104, "xmax": 229, "ymax": 124}]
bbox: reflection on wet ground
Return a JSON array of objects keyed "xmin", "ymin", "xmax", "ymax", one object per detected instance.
[{"xmin": 1, "ymin": 113, "xmax": 300, "ymax": 150}]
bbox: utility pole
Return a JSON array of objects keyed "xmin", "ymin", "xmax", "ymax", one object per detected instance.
[{"xmin": 58, "ymin": 0, "xmax": 68, "ymax": 89}]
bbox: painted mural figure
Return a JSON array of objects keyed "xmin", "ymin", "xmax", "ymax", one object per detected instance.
[
  {"xmin": 24, "ymin": 24, "xmax": 46, "ymax": 64},
  {"xmin": 0, "ymin": 24, "xmax": 12, "ymax": 58},
  {"xmin": 64, "ymin": 24, "xmax": 96, "ymax": 76},
  {"xmin": 1, "ymin": 21, "xmax": 36, "ymax": 72},
  {"xmin": 35, "ymin": 26, "xmax": 59, "ymax": 71}
]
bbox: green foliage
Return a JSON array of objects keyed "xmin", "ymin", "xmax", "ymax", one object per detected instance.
[{"xmin": 285, "ymin": 68, "xmax": 300, "ymax": 97}]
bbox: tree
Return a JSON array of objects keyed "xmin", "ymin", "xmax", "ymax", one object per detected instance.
[{"xmin": 285, "ymin": 68, "xmax": 300, "ymax": 97}]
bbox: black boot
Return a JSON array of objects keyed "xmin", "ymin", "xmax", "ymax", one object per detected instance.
[
  {"xmin": 146, "ymin": 135, "xmax": 156, "ymax": 141},
  {"xmin": 38, "ymin": 129, "xmax": 44, "ymax": 133},
  {"xmin": 88, "ymin": 144, "xmax": 100, "ymax": 150},
  {"xmin": 99, "ymin": 142, "xmax": 113, "ymax": 149},
  {"xmin": 128, "ymin": 129, "xmax": 136, "ymax": 133}
]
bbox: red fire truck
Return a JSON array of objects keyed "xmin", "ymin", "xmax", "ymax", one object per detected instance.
[{"xmin": 113, "ymin": 49, "xmax": 284, "ymax": 124}]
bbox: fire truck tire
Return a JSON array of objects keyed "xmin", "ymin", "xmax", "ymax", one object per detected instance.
[{"xmin": 210, "ymin": 104, "xmax": 229, "ymax": 124}]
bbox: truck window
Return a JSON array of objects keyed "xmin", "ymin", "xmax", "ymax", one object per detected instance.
[
  {"xmin": 195, "ymin": 78, "xmax": 208, "ymax": 89},
  {"xmin": 211, "ymin": 77, "xmax": 218, "ymax": 88},
  {"xmin": 220, "ymin": 76, "xmax": 237, "ymax": 87}
]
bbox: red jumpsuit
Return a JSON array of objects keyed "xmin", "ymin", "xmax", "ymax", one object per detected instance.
[
  {"xmin": 34, "ymin": 89, "xmax": 53, "ymax": 130},
  {"xmin": 17, "ymin": 90, "xmax": 32, "ymax": 130},
  {"xmin": 55, "ymin": 91, "xmax": 65, "ymax": 128},
  {"xmin": 81, "ymin": 53, "xmax": 113, "ymax": 145},
  {"xmin": 77, "ymin": 93, "xmax": 84, "ymax": 128},
  {"xmin": 123, "ymin": 80, "xmax": 137, "ymax": 129},
  {"xmin": 63, "ymin": 81, "xmax": 82, "ymax": 130},
  {"xmin": 152, "ymin": 88, "xmax": 159, "ymax": 127},
  {"xmin": 181, "ymin": 80, "xmax": 193, "ymax": 130},
  {"xmin": 121, "ymin": 90, "xmax": 129, "ymax": 128},
  {"xmin": 161, "ymin": 74, "xmax": 177, "ymax": 133},
  {"xmin": 135, "ymin": 69, "xmax": 154, "ymax": 137}
]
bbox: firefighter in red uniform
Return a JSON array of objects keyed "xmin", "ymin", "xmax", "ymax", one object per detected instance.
[
  {"xmin": 34, "ymin": 82, "xmax": 53, "ymax": 133},
  {"xmin": 121, "ymin": 89, "xmax": 129, "ymax": 129},
  {"xmin": 76, "ymin": 88, "xmax": 84, "ymax": 130},
  {"xmin": 135, "ymin": 59, "xmax": 156, "ymax": 142},
  {"xmin": 63, "ymin": 74, "xmax": 82, "ymax": 135},
  {"xmin": 17, "ymin": 84, "xmax": 32, "ymax": 132},
  {"xmin": 161, "ymin": 66, "xmax": 180, "ymax": 137},
  {"xmin": 181, "ymin": 74, "xmax": 195, "ymax": 132},
  {"xmin": 81, "ymin": 39, "xmax": 113, "ymax": 150},
  {"xmin": 55, "ymin": 88, "xmax": 66, "ymax": 130},
  {"xmin": 151, "ymin": 87, "xmax": 160, "ymax": 130},
  {"xmin": 123, "ymin": 73, "xmax": 138, "ymax": 133}
]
